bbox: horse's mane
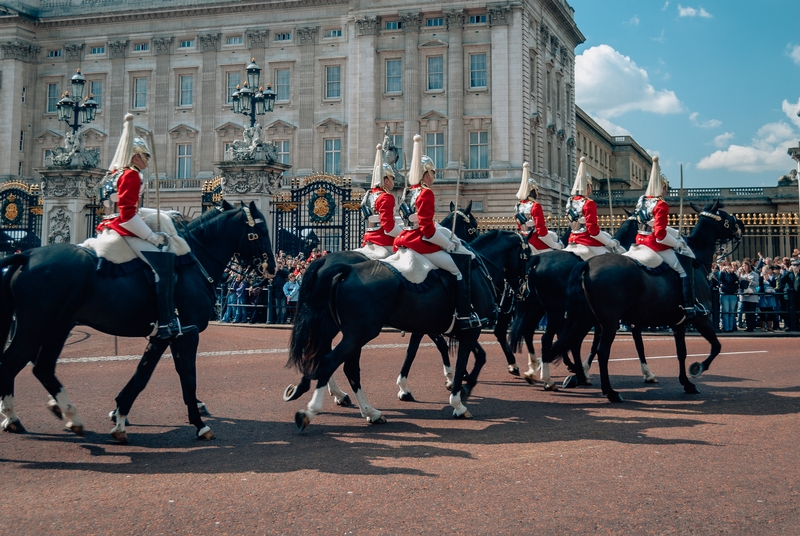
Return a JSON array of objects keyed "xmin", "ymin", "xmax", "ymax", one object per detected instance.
[{"xmin": 185, "ymin": 206, "xmax": 228, "ymax": 232}]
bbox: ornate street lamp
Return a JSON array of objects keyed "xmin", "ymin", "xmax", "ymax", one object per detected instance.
[
  {"xmin": 55, "ymin": 69, "xmax": 98, "ymax": 133},
  {"xmin": 230, "ymin": 59, "xmax": 276, "ymax": 127}
]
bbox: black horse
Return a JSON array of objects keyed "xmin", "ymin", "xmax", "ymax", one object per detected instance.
[
  {"xmin": 0, "ymin": 201, "xmax": 275, "ymax": 441},
  {"xmin": 552, "ymin": 201, "xmax": 742, "ymax": 402},
  {"xmin": 284, "ymin": 236, "xmax": 499, "ymax": 429},
  {"xmin": 509, "ymin": 214, "xmax": 641, "ymax": 388}
]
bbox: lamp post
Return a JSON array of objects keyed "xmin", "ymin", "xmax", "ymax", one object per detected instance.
[
  {"xmin": 230, "ymin": 58, "xmax": 276, "ymax": 128},
  {"xmin": 55, "ymin": 69, "xmax": 98, "ymax": 133}
]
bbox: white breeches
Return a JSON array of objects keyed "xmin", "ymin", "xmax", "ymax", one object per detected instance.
[
  {"xmin": 656, "ymin": 248, "xmax": 685, "ymax": 277},
  {"xmin": 423, "ymin": 250, "xmax": 461, "ymax": 279}
]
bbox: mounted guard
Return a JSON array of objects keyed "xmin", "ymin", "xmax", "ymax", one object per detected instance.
[
  {"xmin": 97, "ymin": 113, "xmax": 195, "ymax": 338},
  {"xmin": 515, "ymin": 161, "xmax": 562, "ymax": 254},
  {"xmin": 630, "ymin": 156, "xmax": 700, "ymax": 318},
  {"xmin": 357, "ymin": 144, "xmax": 403, "ymax": 259},
  {"xmin": 394, "ymin": 135, "xmax": 482, "ymax": 329}
]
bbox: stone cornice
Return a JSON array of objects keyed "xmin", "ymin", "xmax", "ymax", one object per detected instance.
[{"xmin": 1, "ymin": 40, "xmax": 40, "ymax": 61}]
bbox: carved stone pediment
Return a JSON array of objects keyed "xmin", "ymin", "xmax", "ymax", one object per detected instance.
[
  {"xmin": 215, "ymin": 121, "xmax": 245, "ymax": 139},
  {"xmin": 168, "ymin": 124, "xmax": 200, "ymax": 139},
  {"xmin": 419, "ymin": 38, "xmax": 448, "ymax": 49},
  {"xmin": 265, "ymin": 119, "xmax": 297, "ymax": 136},
  {"xmin": 315, "ymin": 118, "xmax": 347, "ymax": 134},
  {"xmin": 81, "ymin": 127, "xmax": 107, "ymax": 145},
  {"xmin": 36, "ymin": 130, "xmax": 64, "ymax": 146},
  {"xmin": 419, "ymin": 110, "xmax": 448, "ymax": 131},
  {"xmin": 464, "ymin": 116, "xmax": 492, "ymax": 130}
]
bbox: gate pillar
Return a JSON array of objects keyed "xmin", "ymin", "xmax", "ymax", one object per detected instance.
[{"xmin": 35, "ymin": 167, "xmax": 107, "ymax": 245}]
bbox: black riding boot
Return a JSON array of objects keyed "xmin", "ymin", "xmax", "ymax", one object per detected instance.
[
  {"xmin": 142, "ymin": 251, "xmax": 196, "ymax": 339},
  {"xmin": 678, "ymin": 254, "xmax": 701, "ymax": 319},
  {"xmin": 451, "ymin": 253, "xmax": 482, "ymax": 330}
]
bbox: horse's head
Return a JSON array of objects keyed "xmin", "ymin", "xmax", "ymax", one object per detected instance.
[
  {"xmin": 441, "ymin": 200, "xmax": 479, "ymax": 242},
  {"xmin": 615, "ymin": 209, "xmax": 639, "ymax": 250},
  {"xmin": 237, "ymin": 201, "xmax": 276, "ymax": 276},
  {"xmin": 688, "ymin": 200, "xmax": 744, "ymax": 264}
]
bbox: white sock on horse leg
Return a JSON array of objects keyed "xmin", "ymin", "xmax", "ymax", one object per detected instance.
[
  {"xmin": 353, "ymin": 389, "xmax": 382, "ymax": 422},
  {"xmin": 54, "ymin": 389, "xmax": 83, "ymax": 428},
  {"xmin": 306, "ymin": 387, "xmax": 326, "ymax": 420},
  {"xmin": 0, "ymin": 395, "xmax": 18, "ymax": 426}
]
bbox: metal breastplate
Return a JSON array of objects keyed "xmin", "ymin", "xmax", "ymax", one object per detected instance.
[
  {"xmin": 402, "ymin": 187, "xmax": 423, "ymax": 229},
  {"xmin": 634, "ymin": 196, "xmax": 659, "ymax": 235},
  {"xmin": 363, "ymin": 190, "xmax": 383, "ymax": 232},
  {"xmin": 98, "ymin": 169, "xmax": 124, "ymax": 218},
  {"xmin": 515, "ymin": 201, "xmax": 537, "ymax": 235},
  {"xmin": 566, "ymin": 197, "xmax": 587, "ymax": 233}
]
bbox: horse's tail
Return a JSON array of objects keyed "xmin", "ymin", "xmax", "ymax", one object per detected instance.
[
  {"xmin": 550, "ymin": 260, "xmax": 592, "ymax": 358},
  {"xmin": 509, "ymin": 255, "xmax": 542, "ymax": 351},
  {"xmin": 0, "ymin": 254, "xmax": 29, "ymax": 351},
  {"xmin": 287, "ymin": 259, "xmax": 350, "ymax": 375}
]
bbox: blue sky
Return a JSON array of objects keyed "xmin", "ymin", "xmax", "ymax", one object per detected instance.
[{"xmin": 570, "ymin": 0, "xmax": 800, "ymax": 188}]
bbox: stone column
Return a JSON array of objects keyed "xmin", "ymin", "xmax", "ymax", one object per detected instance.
[
  {"xmin": 350, "ymin": 17, "xmax": 381, "ymax": 177},
  {"xmin": 153, "ymin": 37, "xmax": 173, "ymax": 181},
  {"xmin": 400, "ymin": 12, "xmax": 422, "ymax": 162},
  {"xmin": 295, "ymin": 26, "xmax": 317, "ymax": 176},
  {"xmin": 198, "ymin": 34, "xmax": 220, "ymax": 178},
  {"xmin": 488, "ymin": 6, "xmax": 512, "ymax": 170},
  {"xmin": 36, "ymin": 167, "xmax": 107, "ymax": 245},
  {"xmin": 0, "ymin": 41, "xmax": 39, "ymax": 178},
  {"xmin": 107, "ymin": 40, "xmax": 128, "ymax": 159},
  {"xmin": 445, "ymin": 10, "xmax": 466, "ymax": 171}
]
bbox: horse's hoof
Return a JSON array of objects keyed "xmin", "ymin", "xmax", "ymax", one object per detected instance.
[
  {"xmin": 523, "ymin": 372, "xmax": 536, "ymax": 385},
  {"xmin": 368, "ymin": 415, "xmax": 387, "ymax": 425},
  {"xmin": 689, "ymin": 362, "xmax": 704, "ymax": 378},
  {"xmin": 67, "ymin": 423, "xmax": 85, "ymax": 437},
  {"xmin": 543, "ymin": 382, "xmax": 558, "ymax": 392},
  {"xmin": 110, "ymin": 430, "xmax": 128, "ymax": 444},
  {"xmin": 508, "ymin": 365, "xmax": 520, "ymax": 376},
  {"xmin": 336, "ymin": 394, "xmax": 352, "ymax": 407},
  {"xmin": 197, "ymin": 426, "xmax": 215, "ymax": 440},
  {"xmin": 295, "ymin": 411, "xmax": 310, "ymax": 431},
  {"xmin": 48, "ymin": 402, "xmax": 63, "ymax": 420},
  {"xmin": 197, "ymin": 402, "xmax": 211, "ymax": 417},
  {"xmin": 562, "ymin": 375, "xmax": 580, "ymax": 389},
  {"xmin": 398, "ymin": 391, "xmax": 415, "ymax": 402},
  {"xmin": 283, "ymin": 384, "xmax": 299, "ymax": 402},
  {"xmin": 453, "ymin": 409, "xmax": 472, "ymax": 419},
  {"xmin": 607, "ymin": 392, "xmax": 624, "ymax": 403},
  {"xmin": 444, "ymin": 380, "xmax": 453, "ymax": 391},
  {"xmin": 684, "ymin": 384, "xmax": 700, "ymax": 395},
  {"xmin": 461, "ymin": 385, "xmax": 472, "ymax": 401},
  {"xmin": 3, "ymin": 419, "xmax": 26, "ymax": 434},
  {"xmin": 644, "ymin": 377, "xmax": 658, "ymax": 384},
  {"xmin": 108, "ymin": 409, "xmax": 130, "ymax": 425}
]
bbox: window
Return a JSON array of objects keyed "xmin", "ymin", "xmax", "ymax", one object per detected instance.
[
  {"xmin": 226, "ymin": 72, "xmax": 240, "ymax": 103},
  {"xmin": 426, "ymin": 133, "xmax": 445, "ymax": 170},
  {"xmin": 90, "ymin": 46, "xmax": 105, "ymax": 55},
  {"xmin": 324, "ymin": 138, "xmax": 341, "ymax": 174},
  {"xmin": 19, "ymin": 131, "xmax": 24, "ymax": 151},
  {"xmin": 426, "ymin": 17, "xmax": 444, "ymax": 27},
  {"xmin": 469, "ymin": 131, "xmax": 488, "ymax": 169},
  {"xmin": 276, "ymin": 140, "xmax": 290, "ymax": 165},
  {"xmin": 133, "ymin": 77, "xmax": 147, "ymax": 109},
  {"xmin": 44, "ymin": 149, "xmax": 52, "ymax": 165},
  {"xmin": 275, "ymin": 69, "xmax": 290, "ymax": 101},
  {"xmin": 46, "ymin": 83, "xmax": 59, "ymax": 113},
  {"xmin": 90, "ymin": 80, "xmax": 102, "ymax": 109},
  {"xmin": 179, "ymin": 74, "xmax": 193, "ymax": 106},
  {"xmin": 325, "ymin": 65, "xmax": 341, "ymax": 99},
  {"xmin": 179, "ymin": 40, "xmax": 194, "ymax": 48},
  {"xmin": 324, "ymin": 29, "xmax": 342, "ymax": 38},
  {"xmin": 21, "ymin": 86, "xmax": 26, "ymax": 103},
  {"xmin": 469, "ymin": 14, "xmax": 487, "ymax": 24},
  {"xmin": 47, "ymin": 49, "xmax": 62, "ymax": 58},
  {"xmin": 388, "ymin": 134, "xmax": 403, "ymax": 169},
  {"xmin": 427, "ymin": 56, "xmax": 443, "ymax": 91},
  {"xmin": 470, "ymin": 54, "xmax": 487, "ymax": 88},
  {"xmin": 134, "ymin": 42, "xmax": 149, "ymax": 52},
  {"xmin": 177, "ymin": 144, "xmax": 192, "ymax": 179},
  {"xmin": 18, "ymin": 162, "xmax": 22, "ymax": 176},
  {"xmin": 385, "ymin": 21, "xmax": 402, "ymax": 30},
  {"xmin": 226, "ymin": 36, "xmax": 243, "ymax": 45},
  {"xmin": 386, "ymin": 59, "xmax": 402, "ymax": 93},
  {"xmin": 275, "ymin": 33, "xmax": 291, "ymax": 42},
  {"xmin": 556, "ymin": 78, "xmax": 561, "ymax": 111}
]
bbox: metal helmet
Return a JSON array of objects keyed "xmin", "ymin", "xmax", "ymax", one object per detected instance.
[
  {"xmin": 516, "ymin": 162, "xmax": 538, "ymax": 200},
  {"xmin": 132, "ymin": 137, "xmax": 151, "ymax": 158},
  {"xmin": 382, "ymin": 163, "xmax": 395, "ymax": 179},
  {"xmin": 421, "ymin": 155, "xmax": 436, "ymax": 174}
]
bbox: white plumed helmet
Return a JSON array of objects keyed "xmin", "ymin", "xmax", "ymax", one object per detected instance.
[
  {"xmin": 109, "ymin": 113, "xmax": 149, "ymax": 171},
  {"xmin": 516, "ymin": 162, "xmax": 538, "ymax": 201},
  {"xmin": 644, "ymin": 156, "xmax": 667, "ymax": 197},
  {"xmin": 408, "ymin": 134, "xmax": 423, "ymax": 186},
  {"xmin": 571, "ymin": 156, "xmax": 590, "ymax": 196}
]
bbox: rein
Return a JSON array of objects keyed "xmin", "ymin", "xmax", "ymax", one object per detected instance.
[{"xmin": 452, "ymin": 209, "xmax": 478, "ymax": 237}]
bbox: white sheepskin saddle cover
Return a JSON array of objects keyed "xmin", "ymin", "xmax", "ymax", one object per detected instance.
[
  {"xmin": 79, "ymin": 208, "xmax": 191, "ymax": 264},
  {"xmin": 623, "ymin": 244, "xmax": 665, "ymax": 269},
  {"xmin": 379, "ymin": 248, "xmax": 437, "ymax": 284},
  {"xmin": 352, "ymin": 243, "xmax": 394, "ymax": 261},
  {"xmin": 564, "ymin": 243, "xmax": 607, "ymax": 262}
]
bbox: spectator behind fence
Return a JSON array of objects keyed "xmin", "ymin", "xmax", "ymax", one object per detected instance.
[
  {"xmin": 283, "ymin": 273, "xmax": 300, "ymax": 324},
  {"xmin": 758, "ymin": 265, "xmax": 778, "ymax": 331},
  {"xmin": 271, "ymin": 262, "xmax": 290, "ymax": 324},
  {"xmin": 718, "ymin": 261, "xmax": 739, "ymax": 332},
  {"xmin": 780, "ymin": 260, "xmax": 800, "ymax": 331},
  {"xmin": 739, "ymin": 261, "xmax": 759, "ymax": 332}
]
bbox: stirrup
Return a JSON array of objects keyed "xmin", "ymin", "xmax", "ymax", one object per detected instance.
[
  {"xmin": 681, "ymin": 305, "xmax": 697, "ymax": 320},
  {"xmin": 456, "ymin": 312, "xmax": 483, "ymax": 330},
  {"xmin": 152, "ymin": 319, "xmax": 197, "ymax": 339}
]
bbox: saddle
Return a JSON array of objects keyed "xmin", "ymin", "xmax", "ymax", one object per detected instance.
[{"xmin": 622, "ymin": 245, "xmax": 678, "ymax": 276}]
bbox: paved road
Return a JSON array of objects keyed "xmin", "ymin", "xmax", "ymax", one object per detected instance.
[{"xmin": 1, "ymin": 325, "xmax": 798, "ymax": 534}]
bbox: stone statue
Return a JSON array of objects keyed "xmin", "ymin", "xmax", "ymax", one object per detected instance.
[
  {"xmin": 47, "ymin": 126, "xmax": 100, "ymax": 169},
  {"xmin": 778, "ymin": 168, "xmax": 798, "ymax": 187},
  {"xmin": 224, "ymin": 122, "xmax": 277, "ymax": 163},
  {"xmin": 379, "ymin": 124, "xmax": 403, "ymax": 184}
]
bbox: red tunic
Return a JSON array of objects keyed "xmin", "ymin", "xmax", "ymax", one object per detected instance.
[
  {"xmin": 516, "ymin": 200, "xmax": 552, "ymax": 251},
  {"xmin": 96, "ymin": 167, "xmax": 143, "ymax": 236},
  {"xmin": 567, "ymin": 196, "xmax": 604, "ymax": 247},
  {"xmin": 393, "ymin": 185, "xmax": 441, "ymax": 254},
  {"xmin": 362, "ymin": 187, "xmax": 397, "ymax": 247},
  {"xmin": 635, "ymin": 197, "xmax": 671, "ymax": 252}
]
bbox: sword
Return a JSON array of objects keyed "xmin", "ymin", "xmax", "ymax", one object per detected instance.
[
  {"xmin": 451, "ymin": 160, "xmax": 462, "ymax": 238},
  {"xmin": 146, "ymin": 130, "xmax": 161, "ymax": 234}
]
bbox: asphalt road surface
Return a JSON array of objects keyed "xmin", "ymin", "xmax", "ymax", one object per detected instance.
[{"xmin": 1, "ymin": 324, "xmax": 798, "ymax": 535}]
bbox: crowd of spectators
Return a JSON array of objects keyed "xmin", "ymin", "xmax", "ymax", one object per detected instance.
[
  {"xmin": 710, "ymin": 247, "xmax": 800, "ymax": 332},
  {"xmin": 217, "ymin": 248, "xmax": 327, "ymax": 324}
]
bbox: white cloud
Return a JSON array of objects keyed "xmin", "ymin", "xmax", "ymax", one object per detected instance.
[
  {"xmin": 697, "ymin": 122, "xmax": 796, "ymax": 172},
  {"xmin": 625, "ymin": 15, "xmax": 640, "ymax": 26},
  {"xmin": 789, "ymin": 44, "xmax": 800, "ymax": 65},
  {"xmin": 662, "ymin": 1, "xmax": 670, "ymax": 10},
  {"xmin": 575, "ymin": 45, "xmax": 683, "ymax": 119},
  {"xmin": 689, "ymin": 112, "xmax": 722, "ymax": 128},
  {"xmin": 593, "ymin": 117, "xmax": 631, "ymax": 137},
  {"xmin": 783, "ymin": 97, "xmax": 800, "ymax": 129},
  {"xmin": 677, "ymin": 5, "xmax": 712, "ymax": 18},
  {"xmin": 651, "ymin": 29, "xmax": 666, "ymax": 43},
  {"xmin": 713, "ymin": 132, "xmax": 735, "ymax": 148}
]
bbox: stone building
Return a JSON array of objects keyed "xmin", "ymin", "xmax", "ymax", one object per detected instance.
[{"xmin": 0, "ymin": 0, "xmax": 585, "ymax": 222}]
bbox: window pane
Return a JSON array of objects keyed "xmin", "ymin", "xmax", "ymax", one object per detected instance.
[
  {"xmin": 90, "ymin": 80, "xmax": 102, "ymax": 109},
  {"xmin": 326, "ymin": 66, "xmax": 341, "ymax": 99},
  {"xmin": 324, "ymin": 138, "xmax": 341, "ymax": 174},
  {"xmin": 134, "ymin": 78, "xmax": 147, "ymax": 108},
  {"xmin": 426, "ymin": 132, "xmax": 445, "ymax": 169},
  {"xmin": 470, "ymin": 54, "xmax": 487, "ymax": 88},
  {"xmin": 227, "ymin": 72, "xmax": 240, "ymax": 103},
  {"xmin": 427, "ymin": 56, "xmax": 443, "ymax": 90},
  {"xmin": 277, "ymin": 140, "xmax": 290, "ymax": 165},
  {"xmin": 469, "ymin": 131, "xmax": 488, "ymax": 168},
  {"xmin": 386, "ymin": 59, "xmax": 402, "ymax": 93},
  {"xmin": 275, "ymin": 69, "xmax": 290, "ymax": 101},
  {"xmin": 179, "ymin": 75, "xmax": 193, "ymax": 106},
  {"xmin": 47, "ymin": 83, "xmax": 59, "ymax": 113},
  {"xmin": 177, "ymin": 144, "xmax": 192, "ymax": 179}
]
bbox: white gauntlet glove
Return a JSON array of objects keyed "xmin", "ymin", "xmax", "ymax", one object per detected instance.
[
  {"xmin": 424, "ymin": 225, "xmax": 457, "ymax": 252},
  {"xmin": 119, "ymin": 214, "xmax": 165, "ymax": 246}
]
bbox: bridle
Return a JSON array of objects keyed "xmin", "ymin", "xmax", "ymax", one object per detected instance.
[
  {"xmin": 700, "ymin": 210, "xmax": 743, "ymax": 260},
  {"xmin": 452, "ymin": 209, "xmax": 479, "ymax": 238}
]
